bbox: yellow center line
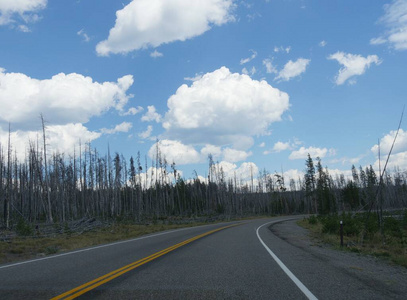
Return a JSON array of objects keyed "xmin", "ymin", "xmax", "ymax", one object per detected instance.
[{"xmin": 51, "ymin": 223, "xmax": 240, "ymax": 300}]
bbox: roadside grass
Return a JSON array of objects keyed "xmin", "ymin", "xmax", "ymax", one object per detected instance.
[
  {"xmin": 0, "ymin": 215, "xmax": 272, "ymax": 265},
  {"xmin": 298, "ymin": 211, "xmax": 407, "ymax": 268}
]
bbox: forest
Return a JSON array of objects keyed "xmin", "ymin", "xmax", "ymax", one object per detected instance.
[{"xmin": 1, "ymin": 127, "xmax": 407, "ymax": 231}]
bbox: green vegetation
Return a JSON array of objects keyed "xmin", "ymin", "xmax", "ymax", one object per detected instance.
[
  {"xmin": 299, "ymin": 211, "xmax": 407, "ymax": 268},
  {"xmin": 0, "ymin": 215, "xmax": 271, "ymax": 265},
  {"xmin": 0, "ymin": 221, "xmax": 209, "ymax": 265}
]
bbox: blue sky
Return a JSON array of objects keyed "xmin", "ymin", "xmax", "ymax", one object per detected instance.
[{"xmin": 1, "ymin": 0, "xmax": 407, "ymax": 183}]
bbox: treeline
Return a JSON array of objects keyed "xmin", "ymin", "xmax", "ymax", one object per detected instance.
[{"xmin": 1, "ymin": 138, "xmax": 407, "ymax": 228}]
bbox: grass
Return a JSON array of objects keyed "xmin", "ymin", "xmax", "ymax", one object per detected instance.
[
  {"xmin": 0, "ymin": 223, "xmax": 207, "ymax": 265},
  {"xmin": 0, "ymin": 215, "xmax": 272, "ymax": 265},
  {"xmin": 298, "ymin": 212, "xmax": 407, "ymax": 268}
]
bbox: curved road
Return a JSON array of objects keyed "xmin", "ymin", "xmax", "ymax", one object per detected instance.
[{"xmin": 0, "ymin": 216, "xmax": 406, "ymax": 299}]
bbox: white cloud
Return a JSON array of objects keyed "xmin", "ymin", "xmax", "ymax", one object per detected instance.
[
  {"xmin": 370, "ymin": 37, "xmax": 387, "ymax": 45},
  {"xmin": 373, "ymin": 151, "xmax": 407, "ymax": 171},
  {"xmin": 184, "ymin": 73, "xmax": 203, "ymax": 81},
  {"xmin": 240, "ymin": 50, "xmax": 257, "ymax": 64},
  {"xmin": 263, "ymin": 58, "xmax": 277, "ymax": 74},
  {"xmin": 274, "ymin": 46, "xmax": 291, "ymax": 53},
  {"xmin": 139, "ymin": 166, "xmax": 182, "ymax": 187},
  {"xmin": 201, "ymin": 144, "xmax": 222, "ymax": 160},
  {"xmin": 77, "ymin": 29, "xmax": 90, "ymax": 42},
  {"xmin": 96, "ymin": 0, "xmax": 235, "ymax": 56},
  {"xmin": 150, "ymin": 50, "xmax": 163, "ymax": 58},
  {"xmin": 259, "ymin": 142, "xmax": 265, "ymax": 148},
  {"xmin": 273, "ymin": 141, "xmax": 291, "ymax": 152},
  {"xmin": 319, "ymin": 40, "xmax": 327, "ymax": 47},
  {"xmin": 282, "ymin": 169, "xmax": 305, "ymax": 188},
  {"xmin": 0, "ymin": 123, "xmax": 101, "ymax": 160},
  {"xmin": 210, "ymin": 161, "xmax": 259, "ymax": 182},
  {"xmin": 101, "ymin": 122, "xmax": 132, "ymax": 134},
  {"xmin": 222, "ymin": 148, "xmax": 252, "ymax": 162},
  {"xmin": 372, "ymin": 0, "xmax": 407, "ymax": 51},
  {"xmin": 141, "ymin": 105, "xmax": 162, "ymax": 123},
  {"xmin": 263, "ymin": 138, "xmax": 301, "ymax": 155},
  {"xmin": 0, "ymin": 68, "xmax": 134, "ymax": 130},
  {"xmin": 139, "ymin": 125, "xmax": 153, "ymax": 139},
  {"xmin": 241, "ymin": 66, "xmax": 256, "ymax": 76},
  {"xmin": 371, "ymin": 129, "xmax": 407, "ymax": 156},
  {"xmin": 329, "ymin": 155, "xmax": 364, "ymax": 166},
  {"xmin": 328, "ymin": 52, "xmax": 381, "ymax": 85},
  {"xmin": 122, "ymin": 106, "xmax": 143, "ymax": 116},
  {"xmin": 18, "ymin": 24, "xmax": 30, "ymax": 32},
  {"xmin": 275, "ymin": 58, "xmax": 310, "ymax": 81},
  {"xmin": 0, "ymin": 0, "xmax": 46, "ymax": 25},
  {"xmin": 289, "ymin": 146, "xmax": 331, "ymax": 160},
  {"xmin": 163, "ymin": 66, "xmax": 289, "ymax": 149},
  {"xmin": 148, "ymin": 139, "xmax": 201, "ymax": 165}
]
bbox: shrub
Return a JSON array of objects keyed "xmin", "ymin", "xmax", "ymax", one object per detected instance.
[
  {"xmin": 308, "ymin": 215, "xmax": 318, "ymax": 225},
  {"xmin": 16, "ymin": 218, "xmax": 33, "ymax": 236},
  {"xmin": 321, "ymin": 214, "xmax": 339, "ymax": 234},
  {"xmin": 383, "ymin": 216, "xmax": 402, "ymax": 238}
]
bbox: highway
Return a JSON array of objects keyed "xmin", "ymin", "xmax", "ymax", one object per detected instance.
[{"xmin": 0, "ymin": 216, "xmax": 406, "ymax": 299}]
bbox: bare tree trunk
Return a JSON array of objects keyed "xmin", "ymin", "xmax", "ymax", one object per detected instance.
[{"xmin": 41, "ymin": 114, "xmax": 53, "ymax": 223}]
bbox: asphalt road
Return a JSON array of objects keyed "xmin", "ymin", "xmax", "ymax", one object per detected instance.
[{"xmin": 0, "ymin": 216, "xmax": 406, "ymax": 299}]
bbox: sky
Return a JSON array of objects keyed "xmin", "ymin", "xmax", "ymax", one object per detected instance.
[{"xmin": 1, "ymin": 0, "xmax": 407, "ymax": 184}]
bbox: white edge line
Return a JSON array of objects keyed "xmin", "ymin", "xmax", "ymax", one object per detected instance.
[
  {"xmin": 256, "ymin": 220, "xmax": 318, "ymax": 300},
  {"xmin": 0, "ymin": 222, "xmax": 234, "ymax": 270}
]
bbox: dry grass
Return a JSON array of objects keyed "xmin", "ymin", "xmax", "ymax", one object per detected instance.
[
  {"xmin": 0, "ymin": 215, "xmax": 271, "ymax": 265},
  {"xmin": 298, "ymin": 218, "xmax": 407, "ymax": 268},
  {"xmin": 0, "ymin": 222, "xmax": 208, "ymax": 265}
]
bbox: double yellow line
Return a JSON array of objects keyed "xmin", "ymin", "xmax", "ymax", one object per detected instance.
[{"xmin": 51, "ymin": 223, "xmax": 239, "ymax": 300}]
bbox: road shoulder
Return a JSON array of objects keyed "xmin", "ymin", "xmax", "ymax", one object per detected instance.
[{"xmin": 270, "ymin": 219, "xmax": 407, "ymax": 299}]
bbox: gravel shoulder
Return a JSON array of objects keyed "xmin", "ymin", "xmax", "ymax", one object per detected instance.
[{"xmin": 269, "ymin": 219, "xmax": 407, "ymax": 299}]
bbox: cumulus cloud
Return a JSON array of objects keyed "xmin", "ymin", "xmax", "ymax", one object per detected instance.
[
  {"xmin": 263, "ymin": 58, "xmax": 277, "ymax": 74},
  {"xmin": 141, "ymin": 105, "xmax": 162, "ymax": 123},
  {"xmin": 0, "ymin": 0, "xmax": 46, "ymax": 25},
  {"xmin": 101, "ymin": 122, "xmax": 132, "ymax": 134},
  {"xmin": 289, "ymin": 146, "xmax": 332, "ymax": 160},
  {"xmin": 162, "ymin": 66, "xmax": 289, "ymax": 149},
  {"xmin": 328, "ymin": 52, "xmax": 381, "ymax": 85},
  {"xmin": 0, "ymin": 68, "xmax": 134, "ymax": 130},
  {"xmin": 273, "ymin": 141, "xmax": 291, "ymax": 152},
  {"xmin": 96, "ymin": 0, "xmax": 235, "ymax": 56},
  {"xmin": 373, "ymin": 151, "xmax": 407, "ymax": 171},
  {"xmin": 263, "ymin": 138, "xmax": 301, "ymax": 155},
  {"xmin": 139, "ymin": 166, "xmax": 183, "ymax": 187},
  {"xmin": 240, "ymin": 50, "xmax": 257, "ymax": 64},
  {"xmin": 275, "ymin": 58, "xmax": 310, "ymax": 81},
  {"xmin": 148, "ymin": 139, "xmax": 201, "ymax": 165},
  {"xmin": 372, "ymin": 129, "xmax": 407, "ymax": 156},
  {"xmin": 222, "ymin": 148, "xmax": 252, "ymax": 162},
  {"xmin": 371, "ymin": 0, "xmax": 407, "ymax": 51},
  {"xmin": 201, "ymin": 144, "xmax": 222, "ymax": 160},
  {"xmin": 0, "ymin": 123, "xmax": 100, "ymax": 160},
  {"xmin": 210, "ymin": 161, "xmax": 259, "ymax": 182}
]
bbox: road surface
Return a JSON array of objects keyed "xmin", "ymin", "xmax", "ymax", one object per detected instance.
[{"xmin": 0, "ymin": 216, "xmax": 406, "ymax": 299}]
